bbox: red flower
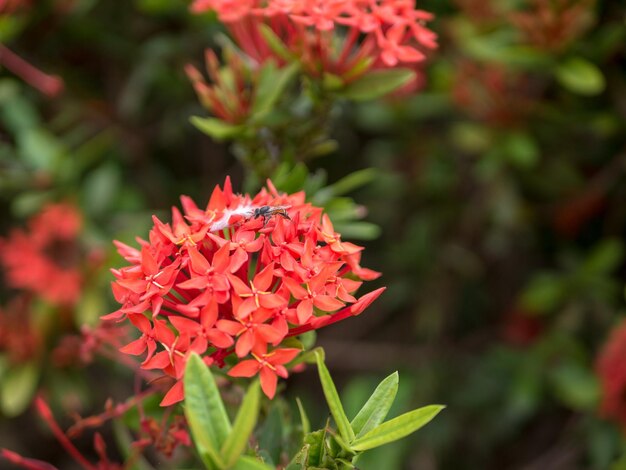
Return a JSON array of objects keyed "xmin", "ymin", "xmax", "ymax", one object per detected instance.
[
  {"xmin": 108, "ymin": 178, "xmax": 384, "ymax": 403},
  {"xmin": 0, "ymin": 203, "xmax": 83, "ymax": 306},
  {"xmin": 188, "ymin": 0, "xmax": 437, "ymax": 82},
  {"xmin": 228, "ymin": 346, "xmax": 301, "ymax": 398},
  {"xmin": 596, "ymin": 320, "xmax": 626, "ymax": 429}
]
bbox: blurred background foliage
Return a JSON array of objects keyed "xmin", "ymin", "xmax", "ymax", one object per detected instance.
[{"xmin": 1, "ymin": 0, "xmax": 626, "ymax": 468}]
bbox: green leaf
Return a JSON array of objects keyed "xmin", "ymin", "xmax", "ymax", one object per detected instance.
[
  {"xmin": 304, "ymin": 429, "xmax": 326, "ymax": 467},
  {"xmin": 315, "ymin": 351, "xmax": 355, "ymax": 443},
  {"xmin": 351, "ymin": 372, "xmax": 399, "ymax": 437},
  {"xmin": 18, "ymin": 128, "xmax": 65, "ymax": 171},
  {"xmin": 520, "ymin": 273, "xmax": 565, "ymax": 314},
  {"xmin": 221, "ymin": 381, "xmax": 261, "ymax": 467},
  {"xmin": 285, "ymin": 444, "xmax": 310, "ymax": 470},
  {"xmin": 231, "ymin": 455, "xmax": 274, "ymax": 470},
  {"xmin": 184, "ymin": 353, "xmax": 231, "ymax": 469},
  {"xmin": 191, "ymin": 116, "xmax": 245, "ymax": 142},
  {"xmin": 555, "ymin": 57, "xmax": 606, "ymax": 96},
  {"xmin": 549, "ymin": 362, "xmax": 599, "ymax": 411},
  {"xmin": 350, "ymin": 405, "xmax": 444, "ymax": 451},
  {"xmin": 83, "ymin": 163, "xmax": 120, "ymax": 217},
  {"xmin": 258, "ymin": 24, "xmax": 294, "ymax": 62},
  {"xmin": 340, "ymin": 69, "xmax": 415, "ymax": 101},
  {"xmin": 325, "ymin": 168, "xmax": 378, "ymax": 198},
  {"xmin": 582, "ymin": 239, "xmax": 624, "ymax": 275},
  {"xmin": 334, "ymin": 222, "xmax": 381, "ymax": 241},
  {"xmin": 0, "ymin": 361, "xmax": 39, "ymax": 417},
  {"xmin": 251, "ymin": 62, "xmax": 299, "ymax": 122},
  {"xmin": 296, "ymin": 397, "xmax": 311, "ymax": 436}
]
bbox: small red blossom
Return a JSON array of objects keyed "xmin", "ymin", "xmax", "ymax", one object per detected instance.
[
  {"xmin": 596, "ymin": 320, "xmax": 626, "ymax": 429},
  {"xmin": 0, "ymin": 202, "xmax": 83, "ymax": 306},
  {"xmin": 189, "ymin": 0, "xmax": 437, "ymax": 82},
  {"xmin": 107, "ymin": 177, "xmax": 384, "ymax": 403},
  {"xmin": 228, "ymin": 346, "xmax": 301, "ymax": 398}
]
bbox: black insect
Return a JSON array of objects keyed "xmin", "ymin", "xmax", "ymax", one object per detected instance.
[{"xmin": 252, "ymin": 205, "xmax": 291, "ymax": 227}]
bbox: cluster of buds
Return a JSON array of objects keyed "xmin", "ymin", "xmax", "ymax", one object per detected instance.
[
  {"xmin": 510, "ymin": 0, "xmax": 595, "ymax": 52},
  {"xmin": 190, "ymin": 0, "xmax": 437, "ymax": 79},
  {"xmin": 107, "ymin": 178, "xmax": 384, "ymax": 402},
  {"xmin": 452, "ymin": 60, "xmax": 534, "ymax": 126},
  {"xmin": 186, "ymin": 49, "xmax": 255, "ymax": 125}
]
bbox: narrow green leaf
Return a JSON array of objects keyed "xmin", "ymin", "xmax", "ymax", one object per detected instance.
[
  {"xmin": 326, "ymin": 168, "xmax": 378, "ymax": 197},
  {"xmin": 315, "ymin": 351, "xmax": 355, "ymax": 443},
  {"xmin": 0, "ymin": 361, "xmax": 39, "ymax": 417},
  {"xmin": 190, "ymin": 116, "xmax": 245, "ymax": 141},
  {"xmin": 340, "ymin": 69, "xmax": 415, "ymax": 101},
  {"xmin": 351, "ymin": 405, "xmax": 444, "ymax": 451},
  {"xmin": 351, "ymin": 372, "xmax": 399, "ymax": 437},
  {"xmin": 296, "ymin": 397, "xmax": 311, "ymax": 436},
  {"xmin": 251, "ymin": 61, "xmax": 299, "ymax": 122},
  {"xmin": 184, "ymin": 353, "xmax": 231, "ymax": 469},
  {"xmin": 258, "ymin": 24, "xmax": 293, "ymax": 62},
  {"xmin": 221, "ymin": 381, "xmax": 261, "ymax": 467},
  {"xmin": 231, "ymin": 455, "xmax": 274, "ymax": 470}
]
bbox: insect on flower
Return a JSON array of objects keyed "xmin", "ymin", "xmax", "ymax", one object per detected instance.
[{"xmin": 252, "ymin": 205, "xmax": 291, "ymax": 227}]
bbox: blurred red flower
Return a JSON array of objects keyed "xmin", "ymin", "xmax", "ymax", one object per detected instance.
[
  {"xmin": 596, "ymin": 320, "xmax": 626, "ymax": 428},
  {"xmin": 107, "ymin": 178, "xmax": 384, "ymax": 404},
  {"xmin": 190, "ymin": 0, "xmax": 437, "ymax": 80},
  {"xmin": 0, "ymin": 203, "xmax": 83, "ymax": 307}
]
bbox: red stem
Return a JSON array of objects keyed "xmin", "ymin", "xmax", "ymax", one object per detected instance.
[
  {"xmin": 34, "ymin": 397, "xmax": 97, "ymax": 470},
  {"xmin": 0, "ymin": 45, "xmax": 63, "ymax": 97}
]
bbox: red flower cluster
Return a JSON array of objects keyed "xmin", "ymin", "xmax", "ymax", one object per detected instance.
[
  {"xmin": 596, "ymin": 320, "xmax": 626, "ymax": 428},
  {"xmin": 0, "ymin": 202, "xmax": 83, "ymax": 306},
  {"xmin": 190, "ymin": 0, "xmax": 437, "ymax": 78},
  {"xmin": 107, "ymin": 178, "xmax": 384, "ymax": 402}
]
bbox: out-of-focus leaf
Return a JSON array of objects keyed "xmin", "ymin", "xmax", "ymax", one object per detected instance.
[
  {"xmin": 0, "ymin": 80, "xmax": 39, "ymax": 131},
  {"xmin": 221, "ymin": 381, "xmax": 261, "ymax": 468},
  {"xmin": 351, "ymin": 372, "xmax": 399, "ymax": 438},
  {"xmin": 502, "ymin": 133, "xmax": 539, "ymax": 169},
  {"xmin": 0, "ymin": 362, "xmax": 39, "ymax": 417},
  {"xmin": 520, "ymin": 273, "xmax": 566, "ymax": 314},
  {"xmin": 76, "ymin": 286, "xmax": 103, "ymax": 328},
  {"xmin": 251, "ymin": 62, "xmax": 299, "ymax": 122},
  {"xmin": 315, "ymin": 351, "xmax": 355, "ymax": 443},
  {"xmin": 83, "ymin": 163, "xmax": 120, "ymax": 216},
  {"xmin": 18, "ymin": 128, "xmax": 65, "ymax": 171},
  {"xmin": 581, "ymin": 240, "xmax": 624, "ymax": 276},
  {"xmin": 258, "ymin": 24, "xmax": 294, "ymax": 62},
  {"xmin": 191, "ymin": 116, "xmax": 245, "ymax": 141},
  {"xmin": 257, "ymin": 402, "xmax": 284, "ymax": 466},
  {"xmin": 549, "ymin": 362, "xmax": 600, "ymax": 411},
  {"xmin": 11, "ymin": 191, "xmax": 52, "ymax": 217},
  {"xmin": 334, "ymin": 222, "xmax": 381, "ymax": 241},
  {"xmin": 350, "ymin": 405, "xmax": 444, "ymax": 452},
  {"xmin": 231, "ymin": 456, "xmax": 274, "ymax": 470},
  {"xmin": 555, "ymin": 57, "xmax": 605, "ymax": 96},
  {"xmin": 340, "ymin": 69, "xmax": 415, "ymax": 101}
]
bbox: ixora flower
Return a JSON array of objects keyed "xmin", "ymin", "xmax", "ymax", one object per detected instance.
[
  {"xmin": 596, "ymin": 320, "xmax": 626, "ymax": 429},
  {"xmin": 190, "ymin": 0, "xmax": 437, "ymax": 80},
  {"xmin": 0, "ymin": 202, "xmax": 83, "ymax": 307},
  {"xmin": 106, "ymin": 178, "xmax": 384, "ymax": 403}
]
